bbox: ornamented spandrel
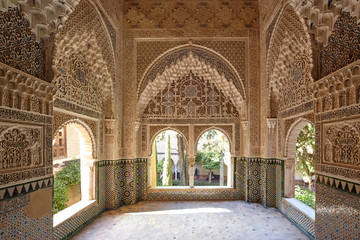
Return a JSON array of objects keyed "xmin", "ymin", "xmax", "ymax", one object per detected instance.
[
  {"xmin": 143, "ymin": 71, "xmax": 239, "ymax": 118},
  {"xmin": 54, "ymin": 52, "xmax": 103, "ymax": 113},
  {"xmin": 0, "ymin": 7, "xmax": 45, "ymax": 80}
]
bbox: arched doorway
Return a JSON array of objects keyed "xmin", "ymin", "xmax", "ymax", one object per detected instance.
[
  {"xmin": 294, "ymin": 123, "xmax": 315, "ymax": 209},
  {"xmin": 284, "ymin": 118, "xmax": 315, "ymax": 200},
  {"xmin": 52, "ymin": 121, "xmax": 96, "ymax": 214}
]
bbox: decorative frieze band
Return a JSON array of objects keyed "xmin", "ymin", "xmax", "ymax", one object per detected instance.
[
  {"xmin": 317, "ymin": 105, "xmax": 360, "ymax": 122},
  {"xmin": 0, "ymin": 107, "xmax": 52, "ymax": 125},
  {"xmin": 279, "ymin": 101, "xmax": 314, "ymax": 119},
  {"xmin": 0, "ymin": 176, "xmax": 53, "ymax": 201},
  {"xmin": 97, "ymin": 158, "xmax": 148, "ymax": 167},
  {"xmin": 318, "ymin": 164, "xmax": 360, "ymax": 182},
  {"xmin": 54, "ymin": 98, "xmax": 102, "ymax": 119},
  {"xmin": 316, "ymin": 174, "xmax": 360, "ymax": 195}
]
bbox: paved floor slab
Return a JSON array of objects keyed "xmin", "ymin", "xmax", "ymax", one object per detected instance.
[{"xmin": 73, "ymin": 201, "xmax": 309, "ymax": 240}]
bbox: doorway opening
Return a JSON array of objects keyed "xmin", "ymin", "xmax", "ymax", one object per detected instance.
[
  {"xmin": 52, "ymin": 121, "xmax": 95, "ymax": 215},
  {"xmin": 295, "ymin": 123, "xmax": 315, "ymax": 209}
]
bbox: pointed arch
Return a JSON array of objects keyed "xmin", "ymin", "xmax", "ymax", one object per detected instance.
[
  {"xmin": 148, "ymin": 127, "xmax": 189, "ymax": 157},
  {"xmin": 284, "ymin": 118, "xmax": 313, "ymax": 158},
  {"xmin": 267, "ymin": 3, "xmax": 314, "ymax": 112},
  {"xmin": 53, "ymin": 119, "xmax": 96, "ymax": 159},
  {"xmin": 195, "ymin": 127, "xmax": 234, "ymax": 156}
]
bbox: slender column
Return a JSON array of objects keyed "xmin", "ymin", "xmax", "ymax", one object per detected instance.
[
  {"xmin": 241, "ymin": 120, "xmax": 249, "ymax": 157},
  {"xmin": 150, "ymin": 141, "xmax": 157, "ymax": 187},
  {"xmin": 284, "ymin": 158, "xmax": 296, "ymax": 198},
  {"xmin": 81, "ymin": 159, "xmax": 95, "ymax": 200},
  {"xmin": 267, "ymin": 118, "xmax": 278, "ymax": 158},
  {"xmin": 220, "ymin": 150, "xmax": 224, "ymax": 186},
  {"xmin": 227, "ymin": 155, "xmax": 234, "ymax": 187},
  {"xmin": 188, "ymin": 156, "xmax": 195, "ymax": 188},
  {"xmin": 104, "ymin": 119, "xmax": 115, "ymax": 160},
  {"xmin": 133, "ymin": 121, "xmax": 141, "ymax": 158}
]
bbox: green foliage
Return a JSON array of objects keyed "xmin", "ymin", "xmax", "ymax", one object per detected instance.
[
  {"xmin": 199, "ymin": 130, "xmax": 229, "ymax": 153},
  {"xmin": 156, "ymin": 158, "xmax": 164, "ymax": 186},
  {"xmin": 53, "ymin": 179, "xmax": 68, "ymax": 214},
  {"xmin": 194, "ymin": 181, "xmax": 219, "ymax": 186},
  {"xmin": 53, "ymin": 160, "xmax": 81, "ymax": 214},
  {"xmin": 195, "ymin": 151, "xmax": 220, "ymax": 171},
  {"xmin": 162, "ymin": 135, "xmax": 172, "ymax": 186},
  {"xmin": 296, "ymin": 124, "xmax": 315, "ymax": 189},
  {"xmin": 56, "ymin": 160, "xmax": 81, "ymax": 186},
  {"xmin": 172, "ymin": 180, "xmax": 181, "ymax": 186},
  {"xmin": 295, "ymin": 185, "xmax": 315, "ymax": 209}
]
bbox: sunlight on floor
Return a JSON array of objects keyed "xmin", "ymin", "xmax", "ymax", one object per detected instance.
[
  {"xmin": 124, "ymin": 207, "xmax": 232, "ymax": 215},
  {"xmin": 73, "ymin": 201, "xmax": 309, "ymax": 240}
]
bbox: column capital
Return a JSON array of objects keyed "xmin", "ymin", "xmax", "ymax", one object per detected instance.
[
  {"xmin": 134, "ymin": 121, "xmax": 141, "ymax": 132},
  {"xmin": 240, "ymin": 120, "xmax": 248, "ymax": 130},
  {"xmin": 267, "ymin": 118, "xmax": 278, "ymax": 134},
  {"xmin": 188, "ymin": 156, "xmax": 196, "ymax": 167}
]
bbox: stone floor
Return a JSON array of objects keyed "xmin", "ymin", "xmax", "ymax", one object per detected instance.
[{"xmin": 73, "ymin": 201, "xmax": 309, "ymax": 240}]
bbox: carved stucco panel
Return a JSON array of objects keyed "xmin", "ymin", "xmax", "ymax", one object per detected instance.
[
  {"xmin": 0, "ymin": 123, "xmax": 43, "ymax": 172},
  {"xmin": 323, "ymin": 120, "xmax": 360, "ymax": 169}
]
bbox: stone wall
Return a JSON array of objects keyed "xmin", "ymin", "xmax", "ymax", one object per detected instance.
[
  {"xmin": 265, "ymin": 2, "xmax": 360, "ymax": 238},
  {"xmin": 312, "ymin": 60, "xmax": 360, "ymax": 238},
  {"xmin": 0, "ymin": 62, "xmax": 54, "ymax": 239}
]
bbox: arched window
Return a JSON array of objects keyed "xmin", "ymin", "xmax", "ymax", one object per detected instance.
[
  {"xmin": 196, "ymin": 129, "xmax": 231, "ymax": 187},
  {"xmin": 294, "ymin": 123, "xmax": 315, "ymax": 209},
  {"xmin": 150, "ymin": 130, "xmax": 188, "ymax": 187},
  {"xmin": 52, "ymin": 122, "xmax": 95, "ymax": 215}
]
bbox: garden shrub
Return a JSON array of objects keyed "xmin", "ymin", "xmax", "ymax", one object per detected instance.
[
  {"xmin": 295, "ymin": 185, "xmax": 315, "ymax": 209},
  {"xmin": 53, "ymin": 160, "xmax": 81, "ymax": 214}
]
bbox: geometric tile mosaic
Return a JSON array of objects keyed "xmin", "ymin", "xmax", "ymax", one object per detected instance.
[
  {"xmin": 135, "ymin": 159, "xmax": 147, "ymax": 202},
  {"xmin": 9, "ymin": 157, "xmax": 286, "ymax": 240},
  {"xmin": 248, "ymin": 158, "xmax": 262, "ymax": 203},
  {"xmin": 315, "ymin": 183, "xmax": 360, "ymax": 239},
  {"xmin": 280, "ymin": 200, "xmax": 315, "ymax": 238},
  {"xmin": 0, "ymin": 207, "xmax": 52, "ymax": 240}
]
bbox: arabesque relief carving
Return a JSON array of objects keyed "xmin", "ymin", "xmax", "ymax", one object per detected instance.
[
  {"xmin": 138, "ymin": 45, "xmax": 245, "ymax": 118},
  {"xmin": 0, "ymin": 0, "xmax": 80, "ymax": 41},
  {"xmin": 324, "ymin": 122, "xmax": 360, "ymax": 168},
  {"xmin": 0, "ymin": 63, "xmax": 55, "ymax": 115},
  {"xmin": 267, "ymin": 4, "xmax": 313, "ymax": 112},
  {"xmin": 0, "ymin": 124, "xmax": 43, "ymax": 171},
  {"xmin": 0, "ymin": 6, "xmax": 45, "ymax": 80},
  {"xmin": 143, "ymin": 71, "xmax": 239, "ymax": 119},
  {"xmin": 124, "ymin": 0, "xmax": 259, "ymax": 29},
  {"xmin": 54, "ymin": 52, "xmax": 103, "ymax": 113}
]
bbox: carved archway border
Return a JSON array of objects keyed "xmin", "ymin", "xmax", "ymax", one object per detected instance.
[
  {"xmin": 148, "ymin": 126, "xmax": 189, "ymax": 158},
  {"xmin": 194, "ymin": 125, "xmax": 234, "ymax": 156},
  {"xmin": 54, "ymin": 0, "xmax": 116, "ymax": 83},
  {"xmin": 267, "ymin": 3, "xmax": 313, "ymax": 82},
  {"xmin": 137, "ymin": 43, "xmax": 246, "ymax": 102},
  {"xmin": 53, "ymin": 111, "xmax": 97, "ymax": 159},
  {"xmin": 284, "ymin": 117, "xmax": 313, "ymax": 158}
]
